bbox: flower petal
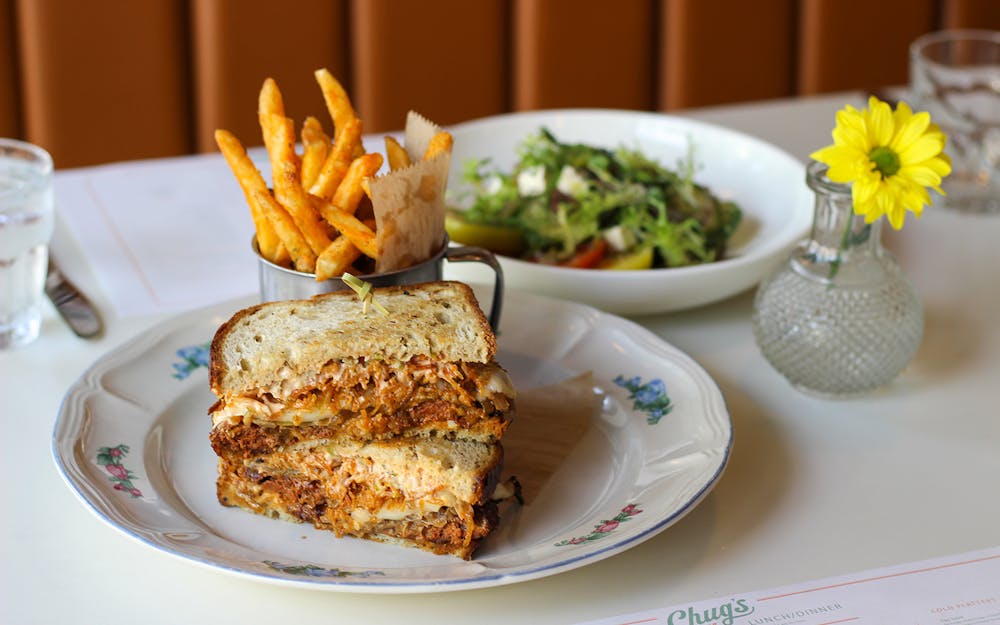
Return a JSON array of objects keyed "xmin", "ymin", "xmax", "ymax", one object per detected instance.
[
  {"xmin": 866, "ymin": 98, "xmax": 896, "ymax": 146},
  {"xmin": 899, "ymin": 133, "xmax": 946, "ymax": 164},
  {"xmin": 891, "ymin": 111, "xmax": 931, "ymax": 152}
]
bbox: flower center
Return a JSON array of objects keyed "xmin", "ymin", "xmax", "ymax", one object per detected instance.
[{"xmin": 868, "ymin": 146, "xmax": 901, "ymax": 179}]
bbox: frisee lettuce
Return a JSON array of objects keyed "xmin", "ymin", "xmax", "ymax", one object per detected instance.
[{"xmin": 457, "ymin": 128, "xmax": 742, "ymax": 268}]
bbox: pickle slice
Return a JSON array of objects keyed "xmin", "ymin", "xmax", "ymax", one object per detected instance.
[
  {"xmin": 598, "ymin": 246, "xmax": 655, "ymax": 270},
  {"xmin": 445, "ymin": 211, "xmax": 525, "ymax": 256}
]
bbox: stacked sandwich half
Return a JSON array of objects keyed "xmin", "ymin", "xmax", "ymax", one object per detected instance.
[{"xmin": 208, "ymin": 281, "xmax": 517, "ymax": 559}]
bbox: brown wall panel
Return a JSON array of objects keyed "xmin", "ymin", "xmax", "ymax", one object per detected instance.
[
  {"xmin": 941, "ymin": 0, "xmax": 1000, "ymax": 29},
  {"xmin": 15, "ymin": 0, "xmax": 190, "ymax": 169},
  {"xmin": 798, "ymin": 0, "xmax": 937, "ymax": 95},
  {"xmin": 512, "ymin": 0, "xmax": 655, "ymax": 111},
  {"xmin": 351, "ymin": 0, "xmax": 507, "ymax": 132},
  {"xmin": 190, "ymin": 0, "xmax": 348, "ymax": 153},
  {"xmin": 0, "ymin": 0, "xmax": 19, "ymax": 138},
  {"xmin": 3, "ymin": 0, "xmax": 998, "ymax": 168},
  {"xmin": 659, "ymin": 0, "xmax": 795, "ymax": 110}
]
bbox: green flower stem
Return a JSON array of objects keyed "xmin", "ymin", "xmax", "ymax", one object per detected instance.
[{"xmin": 828, "ymin": 212, "xmax": 853, "ymax": 281}]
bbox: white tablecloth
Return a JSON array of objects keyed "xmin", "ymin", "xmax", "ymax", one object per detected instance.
[{"xmin": 3, "ymin": 92, "xmax": 999, "ymax": 625}]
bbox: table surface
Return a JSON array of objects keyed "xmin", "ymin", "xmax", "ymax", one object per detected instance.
[{"xmin": 4, "ymin": 92, "xmax": 998, "ymax": 624}]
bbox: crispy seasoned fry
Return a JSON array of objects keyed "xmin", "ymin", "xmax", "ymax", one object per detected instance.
[
  {"xmin": 258, "ymin": 78, "xmax": 285, "ymax": 117},
  {"xmin": 214, "ymin": 129, "xmax": 286, "ymax": 263},
  {"xmin": 300, "ymin": 116, "xmax": 330, "ymax": 189},
  {"xmin": 332, "ymin": 152, "xmax": 383, "ymax": 215},
  {"xmin": 313, "ymin": 197, "xmax": 379, "ymax": 258},
  {"xmin": 314, "ymin": 236, "xmax": 362, "ymax": 282},
  {"xmin": 263, "ymin": 113, "xmax": 333, "ymax": 256},
  {"xmin": 218, "ymin": 69, "xmax": 439, "ymax": 276},
  {"xmin": 263, "ymin": 113, "xmax": 299, "ymax": 187},
  {"xmin": 275, "ymin": 160, "xmax": 333, "ymax": 256},
  {"xmin": 384, "ymin": 135, "xmax": 411, "ymax": 171},
  {"xmin": 258, "ymin": 78, "xmax": 286, "ymax": 156},
  {"xmin": 423, "ymin": 131, "xmax": 453, "ymax": 161},
  {"xmin": 314, "ymin": 68, "xmax": 357, "ymax": 140},
  {"xmin": 271, "ymin": 240, "xmax": 292, "ymax": 266},
  {"xmin": 252, "ymin": 190, "xmax": 316, "ymax": 272},
  {"xmin": 309, "ymin": 117, "xmax": 363, "ymax": 199}
]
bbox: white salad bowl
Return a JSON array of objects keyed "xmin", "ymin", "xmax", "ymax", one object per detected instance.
[{"xmin": 442, "ymin": 109, "xmax": 813, "ymax": 316}]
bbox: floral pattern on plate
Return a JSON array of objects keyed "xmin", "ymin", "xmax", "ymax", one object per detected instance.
[
  {"xmin": 96, "ymin": 444, "xmax": 143, "ymax": 498},
  {"xmin": 264, "ymin": 561, "xmax": 385, "ymax": 578},
  {"xmin": 554, "ymin": 504, "xmax": 643, "ymax": 546},
  {"xmin": 172, "ymin": 342, "xmax": 210, "ymax": 380},
  {"xmin": 613, "ymin": 375, "xmax": 672, "ymax": 424}
]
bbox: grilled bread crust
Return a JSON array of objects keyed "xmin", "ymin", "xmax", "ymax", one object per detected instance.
[{"xmin": 209, "ymin": 281, "xmax": 496, "ymax": 399}]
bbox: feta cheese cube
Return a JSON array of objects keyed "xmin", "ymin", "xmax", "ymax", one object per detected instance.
[
  {"xmin": 602, "ymin": 225, "xmax": 634, "ymax": 252},
  {"xmin": 517, "ymin": 165, "xmax": 546, "ymax": 197},
  {"xmin": 556, "ymin": 165, "xmax": 588, "ymax": 197},
  {"xmin": 482, "ymin": 174, "xmax": 503, "ymax": 195}
]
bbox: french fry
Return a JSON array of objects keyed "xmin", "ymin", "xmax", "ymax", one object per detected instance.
[
  {"xmin": 258, "ymin": 78, "xmax": 286, "ymax": 155},
  {"xmin": 252, "ymin": 190, "xmax": 316, "ymax": 273},
  {"xmin": 314, "ymin": 236, "xmax": 362, "ymax": 282},
  {"xmin": 384, "ymin": 135, "xmax": 411, "ymax": 171},
  {"xmin": 300, "ymin": 116, "xmax": 330, "ymax": 190},
  {"xmin": 263, "ymin": 113, "xmax": 299, "ymax": 186},
  {"xmin": 272, "ymin": 239, "xmax": 292, "ymax": 267},
  {"xmin": 309, "ymin": 117, "xmax": 363, "ymax": 199},
  {"xmin": 258, "ymin": 77, "xmax": 285, "ymax": 117},
  {"xmin": 220, "ymin": 69, "xmax": 445, "ymax": 278},
  {"xmin": 423, "ymin": 131, "xmax": 453, "ymax": 161},
  {"xmin": 275, "ymin": 160, "xmax": 333, "ymax": 257},
  {"xmin": 213, "ymin": 129, "xmax": 287, "ymax": 264},
  {"xmin": 313, "ymin": 197, "xmax": 379, "ymax": 259},
  {"xmin": 264, "ymin": 113, "xmax": 333, "ymax": 256},
  {"xmin": 332, "ymin": 152, "xmax": 383, "ymax": 215},
  {"xmin": 314, "ymin": 68, "xmax": 357, "ymax": 140}
]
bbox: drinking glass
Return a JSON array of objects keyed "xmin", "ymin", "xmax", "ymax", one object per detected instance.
[
  {"xmin": 0, "ymin": 139, "xmax": 54, "ymax": 348},
  {"xmin": 910, "ymin": 30, "xmax": 1000, "ymax": 213}
]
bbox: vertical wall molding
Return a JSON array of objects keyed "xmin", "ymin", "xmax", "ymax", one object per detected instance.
[{"xmin": 0, "ymin": 0, "xmax": 996, "ymax": 168}]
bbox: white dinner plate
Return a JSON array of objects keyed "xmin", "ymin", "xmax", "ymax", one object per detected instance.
[
  {"xmin": 52, "ymin": 288, "xmax": 732, "ymax": 593},
  {"xmin": 443, "ymin": 109, "xmax": 812, "ymax": 315}
]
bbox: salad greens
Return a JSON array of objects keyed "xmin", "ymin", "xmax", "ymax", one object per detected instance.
[{"xmin": 449, "ymin": 128, "xmax": 742, "ymax": 269}]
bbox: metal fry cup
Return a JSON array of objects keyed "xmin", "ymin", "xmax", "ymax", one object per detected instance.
[{"xmin": 254, "ymin": 235, "xmax": 504, "ymax": 331}]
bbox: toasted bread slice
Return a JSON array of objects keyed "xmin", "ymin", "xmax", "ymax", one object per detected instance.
[
  {"xmin": 210, "ymin": 281, "xmax": 496, "ymax": 399},
  {"xmin": 215, "ymin": 436, "xmax": 505, "ymax": 559},
  {"xmin": 208, "ymin": 280, "xmax": 514, "ymax": 443}
]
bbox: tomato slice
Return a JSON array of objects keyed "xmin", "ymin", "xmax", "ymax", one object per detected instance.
[{"xmin": 559, "ymin": 239, "xmax": 609, "ymax": 269}]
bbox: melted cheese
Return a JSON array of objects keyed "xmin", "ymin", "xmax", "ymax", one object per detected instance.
[{"xmin": 211, "ymin": 359, "xmax": 515, "ymax": 430}]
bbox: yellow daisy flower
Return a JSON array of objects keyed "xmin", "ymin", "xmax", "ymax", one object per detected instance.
[{"xmin": 810, "ymin": 96, "xmax": 951, "ymax": 230}]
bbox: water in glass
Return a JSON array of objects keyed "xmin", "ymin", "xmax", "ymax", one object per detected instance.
[{"xmin": 0, "ymin": 141, "xmax": 54, "ymax": 348}]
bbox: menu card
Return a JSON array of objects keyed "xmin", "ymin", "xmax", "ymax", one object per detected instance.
[
  {"xmin": 579, "ymin": 546, "xmax": 1000, "ymax": 625},
  {"xmin": 53, "ymin": 153, "xmax": 261, "ymax": 318}
]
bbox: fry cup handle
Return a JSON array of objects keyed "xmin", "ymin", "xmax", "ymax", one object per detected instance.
[{"xmin": 445, "ymin": 246, "xmax": 504, "ymax": 332}]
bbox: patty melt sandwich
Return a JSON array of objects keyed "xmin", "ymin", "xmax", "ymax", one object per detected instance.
[{"xmin": 208, "ymin": 281, "xmax": 517, "ymax": 559}]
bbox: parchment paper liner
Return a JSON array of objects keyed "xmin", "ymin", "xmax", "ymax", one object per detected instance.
[{"xmin": 370, "ymin": 111, "xmax": 451, "ymax": 273}]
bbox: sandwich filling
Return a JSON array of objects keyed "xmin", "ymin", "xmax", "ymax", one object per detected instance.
[
  {"xmin": 215, "ymin": 437, "xmax": 509, "ymax": 558},
  {"xmin": 210, "ymin": 357, "xmax": 516, "ymax": 445}
]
